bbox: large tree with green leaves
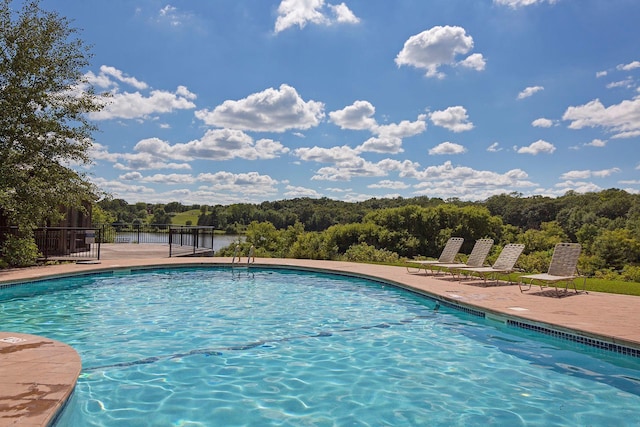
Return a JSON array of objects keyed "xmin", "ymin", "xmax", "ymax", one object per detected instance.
[{"xmin": 0, "ymin": 0, "xmax": 103, "ymax": 232}]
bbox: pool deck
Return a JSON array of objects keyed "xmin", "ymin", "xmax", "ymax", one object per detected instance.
[{"xmin": 1, "ymin": 243, "xmax": 640, "ymax": 426}]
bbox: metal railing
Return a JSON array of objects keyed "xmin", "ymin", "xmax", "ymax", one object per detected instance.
[
  {"xmin": 169, "ymin": 226, "xmax": 216, "ymax": 257},
  {"xmin": 0, "ymin": 226, "xmax": 102, "ymax": 261},
  {"xmin": 35, "ymin": 227, "xmax": 102, "ymax": 260},
  {"xmin": 94, "ymin": 223, "xmax": 218, "ymax": 257}
]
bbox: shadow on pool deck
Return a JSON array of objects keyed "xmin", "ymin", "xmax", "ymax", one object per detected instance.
[{"xmin": 1, "ymin": 245, "xmax": 640, "ymax": 426}]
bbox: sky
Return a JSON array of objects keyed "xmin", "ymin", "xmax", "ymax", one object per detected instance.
[{"xmin": 35, "ymin": 0, "xmax": 640, "ymax": 205}]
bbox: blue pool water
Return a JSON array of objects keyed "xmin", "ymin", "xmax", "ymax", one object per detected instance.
[{"xmin": 1, "ymin": 267, "xmax": 639, "ymax": 426}]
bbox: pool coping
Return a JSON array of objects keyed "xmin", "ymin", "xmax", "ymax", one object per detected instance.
[{"xmin": 1, "ymin": 256, "xmax": 640, "ymax": 426}]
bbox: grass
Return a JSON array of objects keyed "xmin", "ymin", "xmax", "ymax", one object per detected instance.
[
  {"xmin": 400, "ymin": 262, "xmax": 640, "ymax": 296},
  {"xmin": 170, "ymin": 210, "xmax": 201, "ymax": 226}
]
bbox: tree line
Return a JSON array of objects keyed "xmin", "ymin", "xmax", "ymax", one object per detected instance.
[{"xmin": 97, "ymin": 189, "xmax": 640, "ymax": 282}]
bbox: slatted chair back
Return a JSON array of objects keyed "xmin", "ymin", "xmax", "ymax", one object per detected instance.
[
  {"xmin": 547, "ymin": 243, "xmax": 581, "ymax": 277},
  {"xmin": 437, "ymin": 237, "xmax": 464, "ymax": 263},
  {"xmin": 464, "ymin": 239, "xmax": 494, "ymax": 268},
  {"xmin": 492, "ymin": 244, "xmax": 525, "ymax": 270}
]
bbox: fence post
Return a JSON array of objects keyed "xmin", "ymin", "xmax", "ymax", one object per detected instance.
[{"xmin": 97, "ymin": 227, "xmax": 101, "ymax": 260}]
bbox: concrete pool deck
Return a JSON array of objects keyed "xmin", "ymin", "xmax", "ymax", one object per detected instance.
[{"xmin": 1, "ymin": 243, "xmax": 640, "ymax": 426}]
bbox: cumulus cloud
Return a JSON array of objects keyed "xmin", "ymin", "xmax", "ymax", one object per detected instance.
[
  {"xmin": 560, "ymin": 168, "xmax": 620, "ymax": 180},
  {"xmin": 97, "ymin": 65, "xmax": 148, "ymax": 90},
  {"xmin": 157, "ymin": 4, "xmax": 192, "ymax": 27},
  {"xmin": 329, "ymin": 101, "xmax": 426, "ymax": 154},
  {"xmin": 283, "ymin": 185, "xmax": 323, "ymax": 198},
  {"xmin": 195, "ymin": 84, "xmax": 325, "ymax": 132},
  {"xmin": 409, "ymin": 161, "xmax": 536, "ymax": 199},
  {"xmin": 91, "ymin": 88, "xmax": 197, "ymax": 121},
  {"xmin": 368, "ymin": 180, "xmax": 410, "ymax": 190},
  {"xmin": 617, "ymin": 61, "xmax": 640, "ymax": 71},
  {"xmin": 517, "ymin": 85, "xmax": 544, "ymax": 99},
  {"xmin": 139, "ymin": 173, "xmax": 196, "ymax": 184},
  {"xmin": 532, "ymin": 118, "xmax": 554, "ymax": 128},
  {"xmin": 395, "ymin": 26, "xmax": 484, "ymax": 79},
  {"xmin": 134, "ymin": 130, "xmax": 290, "ymax": 162},
  {"xmin": 585, "ymin": 138, "xmax": 607, "ymax": 147},
  {"xmin": 329, "ymin": 100, "xmax": 377, "ymax": 130},
  {"xmin": 96, "ymin": 129, "xmax": 290, "ymax": 171},
  {"xmin": 562, "ymin": 97, "xmax": 640, "ymax": 139},
  {"xmin": 293, "ymin": 145, "xmax": 408, "ymax": 181},
  {"xmin": 83, "ymin": 66, "xmax": 196, "ymax": 121},
  {"xmin": 516, "ymin": 139, "xmax": 556, "ymax": 155},
  {"xmin": 458, "ymin": 53, "xmax": 486, "ymax": 71},
  {"xmin": 274, "ymin": 0, "xmax": 359, "ymax": 33},
  {"xmin": 356, "ymin": 118, "xmax": 427, "ymax": 154},
  {"xmin": 487, "ymin": 142, "xmax": 502, "ymax": 152},
  {"xmin": 494, "ymin": 0, "xmax": 558, "ymax": 8},
  {"xmin": 429, "ymin": 106, "xmax": 474, "ymax": 132},
  {"xmin": 429, "ymin": 142, "xmax": 467, "ymax": 155},
  {"xmin": 328, "ymin": 3, "xmax": 360, "ymax": 24}
]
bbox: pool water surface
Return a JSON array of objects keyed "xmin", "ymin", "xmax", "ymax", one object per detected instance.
[{"xmin": 1, "ymin": 267, "xmax": 639, "ymax": 426}]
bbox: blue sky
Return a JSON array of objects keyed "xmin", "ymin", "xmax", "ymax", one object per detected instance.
[{"xmin": 42, "ymin": 0, "xmax": 640, "ymax": 204}]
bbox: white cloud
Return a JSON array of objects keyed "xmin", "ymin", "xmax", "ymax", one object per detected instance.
[
  {"xmin": 368, "ymin": 180, "xmax": 410, "ymax": 190},
  {"xmin": 606, "ymin": 78, "xmax": 634, "ymax": 89},
  {"xmin": 85, "ymin": 67, "xmax": 197, "ymax": 121},
  {"xmin": 329, "ymin": 3, "xmax": 360, "ymax": 24},
  {"xmin": 139, "ymin": 173, "xmax": 196, "ymax": 184},
  {"xmin": 395, "ymin": 26, "xmax": 484, "ymax": 79},
  {"xmin": 494, "ymin": 0, "xmax": 558, "ymax": 8},
  {"xmin": 195, "ymin": 84, "xmax": 325, "ymax": 132},
  {"xmin": 585, "ymin": 138, "xmax": 607, "ymax": 147},
  {"xmin": 487, "ymin": 142, "xmax": 502, "ymax": 152},
  {"xmin": 429, "ymin": 106, "xmax": 474, "ymax": 132},
  {"xmin": 329, "ymin": 100, "xmax": 377, "ymax": 130},
  {"xmin": 357, "ymin": 136, "xmax": 404, "ymax": 154},
  {"xmin": 617, "ymin": 61, "xmax": 640, "ymax": 71},
  {"xmin": 517, "ymin": 85, "xmax": 544, "ymax": 100},
  {"xmin": 532, "ymin": 118, "xmax": 554, "ymax": 128},
  {"xmin": 429, "ymin": 142, "xmax": 467, "ymax": 155},
  {"xmin": 274, "ymin": 0, "xmax": 359, "ymax": 33},
  {"xmin": 197, "ymin": 171, "xmax": 280, "ymax": 196},
  {"xmin": 157, "ymin": 4, "xmax": 193, "ymax": 27},
  {"xmin": 458, "ymin": 53, "xmax": 486, "ymax": 71},
  {"xmin": 596, "ymin": 70, "xmax": 608, "ymax": 78},
  {"xmin": 409, "ymin": 161, "xmax": 536, "ymax": 200},
  {"xmin": 329, "ymin": 102, "xmax": 426, "ymax": 154},
  {"xmin": 293, "ymin": 145, "xmax": 361, "ymax": 164},
  {"xmin": 356, "ymin": 118, "xmax": 427, "ymax": 154},
  {"xmin": 562, "ymin": 97, "xmax": 640, "ymax": 139},
  {"xmin": 283, "ymin": 185, "xmax": 323, "ymax": 198},
  {"xmin": 516, "ymin": 139, "xmax": 556, "ymax": 155},
  {"xmin": 98, "ymin": 65, "xmax": 148, "ymax": 90},
  {"xmin": 133, "ymin": 130, "xmax": 290, "ymax": 162}
]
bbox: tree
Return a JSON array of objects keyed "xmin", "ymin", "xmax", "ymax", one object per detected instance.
[{"xmin": 0, "ymin": 0, "xmax": 104, "ymax": 232}]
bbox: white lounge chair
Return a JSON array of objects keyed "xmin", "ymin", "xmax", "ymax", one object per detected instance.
[
  {"xmin": 518, "ymin": 243, "xmax": 585, "ymax": 297},
  {"xmin": 458, "ymin": 243, "xmax": 525, "ymax": 286},
  {"xmin": 407, "ymin": 237, "xmax": 464, "ymax": 274},
  {"xmin": 430, "ymin": 238, "xmax": 494, "ymax": 279}
]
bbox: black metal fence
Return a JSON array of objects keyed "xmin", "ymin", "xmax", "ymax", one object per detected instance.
[
  {"xmin": 0, "ymin": 224, "xmax": 219, "ymax": 261},
  {"xmin": 96, "ymin": 223, "xmax": 217, "ymax": 257},
  {"xmin": 0, "ymin": 226, "xmax": 102, "ymax": 261},
  {"xmin": 169, "ymin": 226, "xmax": 217, "ymax": 257}
]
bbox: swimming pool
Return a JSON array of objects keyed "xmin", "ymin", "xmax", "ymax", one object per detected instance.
[{"xmin": 1, "ymin": 266, "xmax": 639, "ymax": 426}]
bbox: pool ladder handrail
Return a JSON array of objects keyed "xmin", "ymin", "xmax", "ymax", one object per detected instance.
[{"xmin": 232, "ymin": 244, "xmax": 255, "ymax": 266}]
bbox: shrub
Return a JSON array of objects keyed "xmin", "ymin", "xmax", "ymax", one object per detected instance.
[
  {"xmin": 0, "ymin": 235, "xmax": 41, "ymax": 267},
  {"xmin": 341, "ymin": 243, "xmax": 400, "ymax": 263}
]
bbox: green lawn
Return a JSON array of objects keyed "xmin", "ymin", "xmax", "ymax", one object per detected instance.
[{"xmin": 170, "ymin": 210, "xmax": 201, "ymax": 226}]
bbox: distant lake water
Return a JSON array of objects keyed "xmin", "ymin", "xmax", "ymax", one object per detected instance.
[{"xmin": 113, "ymin": 232, "xmax": 243, "ymax": 252}]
